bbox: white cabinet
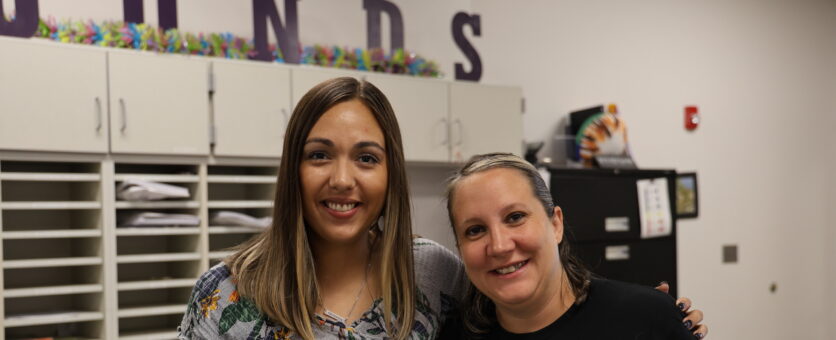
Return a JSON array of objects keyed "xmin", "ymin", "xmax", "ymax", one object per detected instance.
[
  {"xmin": 108, "ymin": 52, "xmax": 210, "ymax": 156},
  {"xmin": 0, "ymin": 38, "xmax": 109, "ymax": 154},
  {"xmin": 211, "ymin": 60, "xmax": 292, "ymax": 158},
  {"xmin": 2, "ymin": 38, "xmax": 522, "ymax": 161},
  {"xmin": 292, "ymin": 68, "xmax": 450, "ymax": 162},
  {"xmin": 364, "ymin": 74, "xmax": 449, "ymax": 162},
  {"xmin": 450, "ymin": 82, "xmax": 523, "ymax": 162},
  {"xmin": 291, "ymin": 68, "xmax": 522, "ymax": 163}
]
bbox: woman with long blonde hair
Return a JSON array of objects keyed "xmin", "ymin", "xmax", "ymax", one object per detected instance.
[{"xmin": 179, "ymin": 77, "xmax": 464, "ymax": 339}]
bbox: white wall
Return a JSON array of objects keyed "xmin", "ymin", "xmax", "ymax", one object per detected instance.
[
  {"xmin": 11, "ymin": 0, "xmax": 836, "ymax": 338},
  {"xmin": 472, "ymin": 0, "xmax": 836, "ymax": 339}
]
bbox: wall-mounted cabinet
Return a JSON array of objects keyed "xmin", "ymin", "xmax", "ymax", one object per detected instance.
[
  {"xmin": 0, "ymin": 39, "xmax": 109, "ymax": 154},
  {"xmin": 291, "ymin": 67, "xmax": 451, "ymax": 162},
  {"xmin": 290, "ymin": 67, "xmax": 522, "ymax": 162},
  {"xmin": 108, "ymin": 52, "xmax": 211, "ymax": 156},
  {"xmin": 211, "ymin": 60, "xmax": 292, "ymax": 158},
  {"xmin": 0, "ymin": 37, "xmax": 523, "ymax": 161},
  {"xmin": 365, "ymin": 74, "xmax": 450, "ymax": 162},
  {"xmin": 450, "ymin": 82, "xmax": 523, "ymax": 162}
]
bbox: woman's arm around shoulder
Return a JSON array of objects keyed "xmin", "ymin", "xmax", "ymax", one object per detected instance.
[{"xmin": 412, "ymin": 237, "xmax": 467, "ymax": 301}]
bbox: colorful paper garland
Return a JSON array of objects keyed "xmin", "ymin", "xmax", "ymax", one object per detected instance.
[{"xmin": 30, "ymin": 17, "xmax": 441, "ymax": 77}]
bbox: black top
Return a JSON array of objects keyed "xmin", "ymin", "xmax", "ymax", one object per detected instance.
[{"xmin": 440, "ymin": 279, "xmax": 695, "ymax": 340}]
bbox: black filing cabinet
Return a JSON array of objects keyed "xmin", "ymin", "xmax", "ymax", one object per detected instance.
[{"xmin": 550, "ymin": 168, "xmax": 679, "ymax": 297}]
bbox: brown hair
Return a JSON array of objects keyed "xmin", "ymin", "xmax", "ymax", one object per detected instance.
[
  {"xmin": 226, "ymin": 77, "xmax": 415, "ymax": 339},
  {"xmin": 445, "ymin": 152, "xmax": 591, "ymax": 336}
]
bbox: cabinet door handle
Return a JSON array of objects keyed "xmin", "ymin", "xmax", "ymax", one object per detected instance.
[
  {"xmin": 440, "ymin": 118, "xmax": 449, "ymax": 146},
  {"xmin": 119, "ymin": 98, "xmax": 127, "ymax": 133},
  {"xmin": 94, "ymin": 97, "xmax": 103, "ymax": 132},
  {"xmin": 453, "ymin": 119, "xmax": 463, "ymax": 146}
]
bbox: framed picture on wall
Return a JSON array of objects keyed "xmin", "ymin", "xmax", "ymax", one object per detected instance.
[{"xmin": 676, "ymin": 172, "xmax": 699, "ymax": 219}]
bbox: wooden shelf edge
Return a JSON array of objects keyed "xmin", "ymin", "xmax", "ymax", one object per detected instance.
[
  {"xmin": 119, "ymin": 329, "xmax": 179, "ymax": 340},
  {"xmin": 117, "ymin": 304, "xmax": 185, "ymax": 318},
  {"xmin": 116, "ymin": 253, "xmax": 201, "ymax": 264},
  {"xmin": 3, "ymin": 257, "xmax": 103, "ymax": 269},
  {"xmin": 2, "ymin": 229, "xmax": 102, "ymax": 239},
  {"xmin": 115, "ymin": 227, "xmax": 201, "ymax": 236},
  {"xmin": 4, "ymin": 283, "xmax": 103, "ymax": 298},
  {"xmin": 4, "ymin": 311, "xmax": 104, "ymax": 327},
  {"xmin": 114, "ymin": 174, "xmax": 200, "ymax": 183},
  {"xmin": 0, "ymin": 172, "xmax": 101, "ymax": 182},
  {"xmin": 117, "ymin": 278, "xmax": 197, "ymax": 291},
  {"xmin": 0, "ymin": 201, "xmax": 102, "ymax": 210}
]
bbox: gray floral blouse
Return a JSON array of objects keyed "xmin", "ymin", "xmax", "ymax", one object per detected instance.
[{"xmin": 178, "ymin": 238, "xmax": 466, "ymax": 339}]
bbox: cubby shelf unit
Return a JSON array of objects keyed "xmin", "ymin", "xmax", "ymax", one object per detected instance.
[
  {"xmin": 112, "ymin": 162, "xmax": 205, "ymax": 340},
  {"xmin": 1, "ymin": 159, "xmax": 106, "ymax": 340},
  {"xmin": 205, "ymin": 165, "xmax": 276, "ymax": 268},
  {"xmin": 0, "ymin": 158, "xmax": 279, "ymax": 340}
]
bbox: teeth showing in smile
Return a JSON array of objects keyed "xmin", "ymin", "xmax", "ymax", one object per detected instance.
[
  {"xmin": 326, "ymin": 202, "xmax": 357, "ymax": 212},
  {"xmin": 495, "ymin": 260, "xmax": 527, "ymax": 275}
]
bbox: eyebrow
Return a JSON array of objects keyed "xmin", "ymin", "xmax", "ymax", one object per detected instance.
[
  {"xmin": 305, "ymin": 138, "xmax": 334, "ymax": 147},
  {"xmin": 355, "ymin": 141, "xmax": 386, "ymax": 152},
  {"xmin": 304, "ymin": 138, "xmax": 385, "ymax": 152},
  {"xmin": 459, "ymin": 202, "xmax": 525, "ymax": 226}
]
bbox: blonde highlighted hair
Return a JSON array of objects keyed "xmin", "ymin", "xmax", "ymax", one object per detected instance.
[{"xmin": 226, "ymin": 77, "xmax": 415, "ymax": 339}]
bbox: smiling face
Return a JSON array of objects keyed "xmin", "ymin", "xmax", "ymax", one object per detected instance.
[
  {"xmin": 300, "ymin": 99, "xmax": 388, "ymax": 246},
  {"xmin": 451, "ymin": 167, "xmax": 565, "ymax": 309}
]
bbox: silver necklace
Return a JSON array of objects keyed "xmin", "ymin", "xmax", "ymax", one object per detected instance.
[{"xmin": 322, "ymin": 261, "xmax": 371, "ymax": 324}]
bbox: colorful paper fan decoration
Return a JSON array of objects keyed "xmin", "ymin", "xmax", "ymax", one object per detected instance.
[
  {"xmin": 576, "ymin": 104, "xmax": 629, "ymax": 166},
  {"xmin": 32, "ymin": 17, "xmax": 442, "ymax": 78}
]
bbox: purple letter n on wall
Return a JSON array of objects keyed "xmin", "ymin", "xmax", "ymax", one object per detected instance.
[
  {"xmin": 252, "ymin": 0, "xmax": 300, "ymax": 64},
  {"xmin": 0, "ymin": 0, "xmax": 39, "ymax": 38}
]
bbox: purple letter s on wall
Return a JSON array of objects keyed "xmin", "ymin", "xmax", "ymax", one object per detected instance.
[
  {"xmin": 0, "ymin": 0, "xmax": 40, "ymax": 38},
  {"xmin": 452, "ymin": 12, "xmax": 482, "ymax": 82}
]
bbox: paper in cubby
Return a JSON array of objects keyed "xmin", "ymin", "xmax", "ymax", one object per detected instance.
[
  {"xmin": 119, "ymin": 212, "xmax": 200, "ymax": 227},
  {"xmin": 116, "ymin": 179, "xmax": 189, "ymax": 201},
  {"xmin": 210, "ymin": 211, "xmax": 272, "ymax": 228}
]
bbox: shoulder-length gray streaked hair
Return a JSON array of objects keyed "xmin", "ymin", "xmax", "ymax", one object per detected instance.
[{"xmin": 445, "ymin": 152, "xmax": 591, "ymax": 336}]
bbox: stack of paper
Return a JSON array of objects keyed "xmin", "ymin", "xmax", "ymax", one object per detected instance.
[
  {"xmin": 116, "ymin": 179, "xmax": 190, "ymax": 201},
  {"xmin": 211, "ymin": 211, "xmax": 272, "ymax": 229},
  {"xmin": 120, "ymin": 212, "xmax": 200, "ymax": 227}
]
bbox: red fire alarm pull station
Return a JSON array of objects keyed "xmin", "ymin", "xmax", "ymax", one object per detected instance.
[{"xmin": 685, "ymin": 106, "xmax": 699, "ymax": 131}]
